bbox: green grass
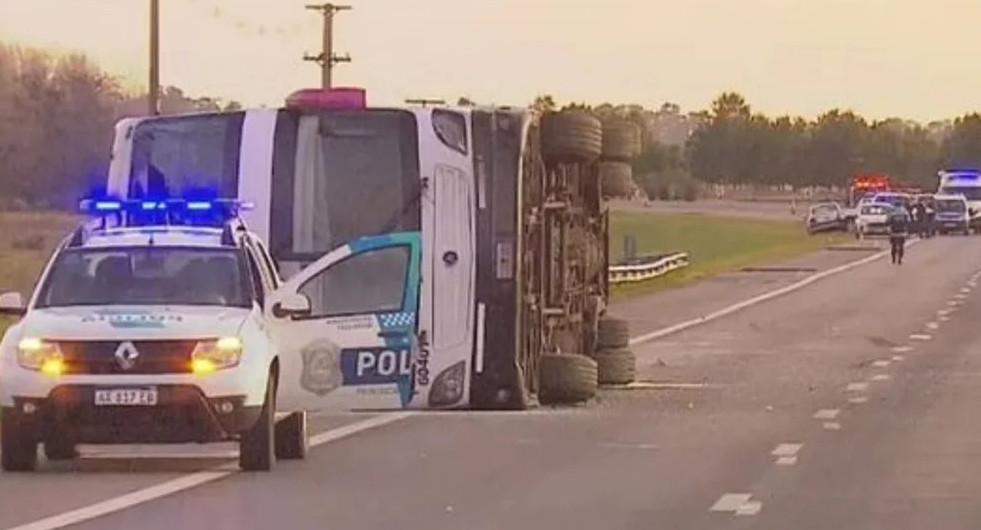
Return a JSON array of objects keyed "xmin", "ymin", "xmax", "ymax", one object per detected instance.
[
  {"xmin": 609, "ymin": 211, "xmax": 851, "ymax": 298},
  {"xmin": 0, "ymin": 211, "xmax": 79, "ymax": 337}
]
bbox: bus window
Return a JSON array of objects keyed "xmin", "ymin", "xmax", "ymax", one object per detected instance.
[
  {"xmin": 129, "ymin": 112, "xmax": 245, "ymax": 198},
  {"xmin": 269, "ymin": 109, "xmax": 420, "ymax": 264}
]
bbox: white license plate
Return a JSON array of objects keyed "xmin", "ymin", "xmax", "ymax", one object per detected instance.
[{"xmin": 94, "ymin": 388, "xmax": 158, "ymax": 406}]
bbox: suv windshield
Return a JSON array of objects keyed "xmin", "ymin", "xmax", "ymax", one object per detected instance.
[
  {"xmin": 936, "ymin": 199, "xmax": 966, "ymax": 212},
  {"xmin": 939, "ymin": 186, "xmax": 981, "ymax": 201},
  {"xmin": 35, "ymin": 247, "xmax": 252, "ymax": 308}
]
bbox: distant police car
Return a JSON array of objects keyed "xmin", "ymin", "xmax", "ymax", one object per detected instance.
[
  {"xmin": 933, "ymin": 193, "xmax": 971, "ymax": 235},
  {"xmin": 0, "ymin": 198, "xmax": 311, "ymax": 472}
]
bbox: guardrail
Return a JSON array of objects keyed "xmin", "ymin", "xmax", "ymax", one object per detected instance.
[{"xmin": 608, "ymin": 252, "xmax": 690, "ymax": 284}]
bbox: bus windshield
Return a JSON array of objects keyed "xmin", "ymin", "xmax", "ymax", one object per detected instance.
[{"xmin": 939, "ymin": 185, "xmax": 981, "ymax": 201}]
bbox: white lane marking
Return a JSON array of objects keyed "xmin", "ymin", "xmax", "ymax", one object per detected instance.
[
  {"xmin": 892, "ymin": 346, "xmax": 913, "ymax": 353},
  {"xmin": 813, "ymin": 409, "xmax": 840, "ymax": 420},
  {"xmin": 775, "ymin": 456, "xmax": 798, "ymax": 466},
  {"xmin": 948, "ymin": 300, "xmax": 962, "ymax": 307},
  {"xmin": 710, "ymin": 493, "xmax": 753, "ymax": 512},
  {"xmin": 870, "ymin": 374, "xmax": 891, "ymax": 382},
  {"xmin": 937, "ymin": 309, "xmax": 951, "ymax": 316},
  {"xmin": 771, "ymin": 443, "xmax": 803, "ymax": 457},
  {"xmin": 597, "ymin": 442, "xmax": 659, "ymax": 450},
  {"xmin": 847, "ymin": 382, "xmax": 870, "ymax": 392},
  {"xmin": 849, "ymin": 396, "xmax": 869, "ymax": 404},
  {"xmin": 910, "ymin": 334, "xmax": 932, "ymax": 341},
  {"xmin": 940, "ymin": 315, "xmax": 951, "ymax": 322},
  {"xmin": 961, "ymin": 288, "xmax": 971, "ymax": 294},
  {"xmin": 736, "ymin": 501, "xmax": 763, "ymax": 516},
  {"xmin": 628, "ymin": 242, "xmax": 916, "ymax": 346},
  {"xmin": 954, "ymin": 293, "xmax": 967, "ymax": 300},
  {"xmin": 926, "ymin": 322, "xmax": 939, "ymax": 330},
  {"xmin": 823, "ymin": 422, "xmax": 842, "ymax": 430},
  {"xmin": 3, "ymin": 413, "xmax": 414, "ymax": 530},
  {"xmin": 891, "ymin": 355, "xmax": 905, "ymax": 361},
  {"xmin": 872, "ymin": 360, "xmax": 891, "ymax": 368}
]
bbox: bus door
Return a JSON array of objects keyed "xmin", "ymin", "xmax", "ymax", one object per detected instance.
[
  {"xmin": 417, "ymin": 109, "xmax": 476, "ymax": 409},
  {"xmin": 266, "ymin": 232, "xmax": 422, "ymax": 412}
]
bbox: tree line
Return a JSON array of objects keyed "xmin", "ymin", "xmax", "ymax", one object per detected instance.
[
  {"xmin": 533, "ymin": 93, "xmax": 981, "ymax": 200},
  {"xmin": 4, "ymin": 41, "xmax": 981, "ymax": 209},
  {"xmin": 0, "ymin": 44, "xmax": 240, "ymax": 209}
]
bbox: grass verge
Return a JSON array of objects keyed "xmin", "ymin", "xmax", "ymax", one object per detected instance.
[{"xmin": 609, "ymin": 211, "xmax": 851, "ymax": 299}]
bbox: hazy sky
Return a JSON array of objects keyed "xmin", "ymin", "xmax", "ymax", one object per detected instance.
[{"xmin": 0, "ymin": 0, "xmax": 979, "ymax": 122}]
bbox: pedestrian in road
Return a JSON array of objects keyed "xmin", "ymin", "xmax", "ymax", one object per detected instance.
[{"xmin": 887, "ymin": 206, "xmax": 910, "ymax": 265}]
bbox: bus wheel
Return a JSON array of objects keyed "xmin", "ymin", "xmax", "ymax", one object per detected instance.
[
  {"xmin": 539, "ymin": 353, "xmax": 598, "ymax": 405},
  {"xmin": 599, "ymin": 162, "xmax": 634, "ymax": 198},
  {"xmin": 597, "ymin": 317, "xmax": 631, "ymax": 350},
  {"xmin": 600, "ymin": 119, "xmax": 641, "ymax": 162},
  {"xmin": 594, "ymin": 347, "xmax": 637, "ymax": 385},
  {"xmin": 540, "ymin": 111, "xmax": 602, "ymax": 165}
]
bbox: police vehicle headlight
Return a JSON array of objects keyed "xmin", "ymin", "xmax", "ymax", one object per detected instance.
[
  {"xmin": 191, "ymin": 337, "xmax": 243, "ymax": 374},
  {"xmin": 16, "ymin": 337, "xmax": 65, "ymax": 376}
]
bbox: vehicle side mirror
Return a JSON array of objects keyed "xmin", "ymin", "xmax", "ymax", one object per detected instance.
[
  {"xmin": 0, "ymin": 292, "xmax": 25, "ymax": 317},
  {"xmin": 271, "ymin": 292, "xmax": 312, "ymax": 319}
]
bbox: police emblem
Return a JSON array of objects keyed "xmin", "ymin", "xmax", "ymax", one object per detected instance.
[{"xmin": 299, "ymin": 339, "xmax": 343, "ymax": 396}]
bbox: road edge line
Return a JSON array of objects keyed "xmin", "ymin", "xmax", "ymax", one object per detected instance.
[
  {"xmin": 2, "ymin": 413, "xmax": 414, "ymax": 530},
  {"xmin": 628, "ymin": 240, "xmax": 917, "ymax": 346}
]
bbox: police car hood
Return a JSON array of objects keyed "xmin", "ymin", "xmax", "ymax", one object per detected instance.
[{"xmin": 21, "ymin": 305, "xmax": 250, "ymax": 341}]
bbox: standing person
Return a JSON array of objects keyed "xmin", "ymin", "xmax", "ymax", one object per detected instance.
[
  {"xmin": 887, "ymin": 206, "xmax": 910, "ymax": 265},
  {"xmin": 913, "ymin": 200, "xmax": 927, "ymax": 237}
]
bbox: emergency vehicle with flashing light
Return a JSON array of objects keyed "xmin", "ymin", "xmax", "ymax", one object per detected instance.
[
  {"xmin": 0, "ymin": 196, "xmax": 419, "ymax": 472},
  {"xmin": 937, "ymin": 169, "xmax": 981, "ymax": 233}
]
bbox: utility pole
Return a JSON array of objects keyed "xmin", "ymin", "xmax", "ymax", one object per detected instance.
[
  {"xmin": 303, "ymin": 3, "xmax": 352, "ymax": 89},
  {"xmin": 148, "ymin": 0, "xmax": 160, "ymax": 115}
]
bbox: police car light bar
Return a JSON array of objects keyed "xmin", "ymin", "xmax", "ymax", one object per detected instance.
[{"xmin": 78, "ymin": 198, "xmax": 255, "ymax": 215}]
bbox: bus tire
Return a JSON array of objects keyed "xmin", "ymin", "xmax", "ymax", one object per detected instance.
[
  {"xmin": 597, "ymin": 317, "xmax": 631, "ymax": 349},
  {"xmin": 274, "ymin": 411, "xmax": 309, "ymax": 460},
  {"xmin": 595, "ymin": 347, "xmax": 637, "ymax": 385},
  {"xmin": 601, "ymin": 120, "xmax": 642, "ymax": 162},
  {"xmin": 239, "ymin": 373, "xmax": 276, "ymax": 472},
  {"xmin": 540, "ymin": 353, "xmax": 598, "ymax": 405},
  {"xmin": 541, "ymin": 111, "xmax": 602, "ymax": 165},
  {"xmin": 600, "ymin": 162, "xmax": 634, "ymax": 198}
]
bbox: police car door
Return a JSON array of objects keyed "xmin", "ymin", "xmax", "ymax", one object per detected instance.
[{"xmin": 266, "ymin": 232, "xmax": 422, "ymax": 412}]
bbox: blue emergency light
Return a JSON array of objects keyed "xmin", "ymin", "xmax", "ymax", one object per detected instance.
[{"xmin": 78, "ymin": 197, "xmax": 254, "ymax": 230}]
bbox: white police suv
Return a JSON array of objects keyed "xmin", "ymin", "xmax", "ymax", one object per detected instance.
[{"xmin": 0, "ymin": 198, "xmax": 312, "ymax": 472}]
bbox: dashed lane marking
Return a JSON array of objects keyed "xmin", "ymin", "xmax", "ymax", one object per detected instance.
[
  {"xmin": 870, "ymin": 374, "xmax": 891, "ymax": 382},
  {"xmin": 849, "ymin": 396, "xmax": 869, "ymax": 404},
  {"xmin": 926, "ymin": 322, "xmax": 939, "ymax": 330},
  {"xmin": 892, "ymin": 346, "xmax": 913, "ymax": 353},
  {"xmin": 775, "ymin": 456, "xmax": 798, "ymax": 466},
  {"xmin": 710, "ymin": 494, "xmax": 754, "ymax": 513},
  {"xmin": 823, "ymin": 422, "xmax": 842, "ymax": 430},
  {"xmin": 872, "ymin": 360, "xmax": 891, "ymax": 368},
  {"xmin": 813, "ymin": 409, "xmax": 840, "ymax": 420},
  {"xmin": 891, "ymin": 355, "xmax": 905, "ymax": 361},
  {"xmin": 847, "ymin": 382, "xmax": 870, "ymax": 392},
  {"xmin": 910, "ymin": 334, "xmax": 932, "ymax": 341},
  {"xmin": 961, "ymin": 288, "xmax": 971, "ymax": 294},
  {"xmin": 948, "ymin": 300, "xmax": 962, "ymax": 307},
  {"xmin": 771, "ymin": 443, "xmax": 803, "ymax": 457},
  {"xmin": 940, "ymin": 315, "xmax": 951, "ymax": 322}
]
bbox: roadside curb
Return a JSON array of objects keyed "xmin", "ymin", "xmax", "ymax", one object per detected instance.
[{"xmin": 627, "ymin": 239, "xmax": 919, "ymax": 346}]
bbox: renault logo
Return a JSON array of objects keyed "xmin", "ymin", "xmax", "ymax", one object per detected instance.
[{"xmin": 114, "ymin": 341, "xmax": 140, "ymax": 370}]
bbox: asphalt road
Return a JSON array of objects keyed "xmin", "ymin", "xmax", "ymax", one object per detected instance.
[{"xmin": 4, "ymin": 235, "xmax": 981, "ymax": 530}]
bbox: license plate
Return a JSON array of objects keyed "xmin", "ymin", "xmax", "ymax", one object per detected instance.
[{"xmin": 94, "ymin": 388, "xmax": 158, "ymax": 406}]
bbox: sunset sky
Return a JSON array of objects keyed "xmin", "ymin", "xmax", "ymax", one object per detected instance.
[{"xmin": 0, "ymin": 0, "xmax": 979, "ymax": 122}]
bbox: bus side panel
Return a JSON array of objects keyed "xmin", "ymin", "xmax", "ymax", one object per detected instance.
[{"xmin": 469, "ymin": 110, "xmax": 521, "ymax": 407}]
